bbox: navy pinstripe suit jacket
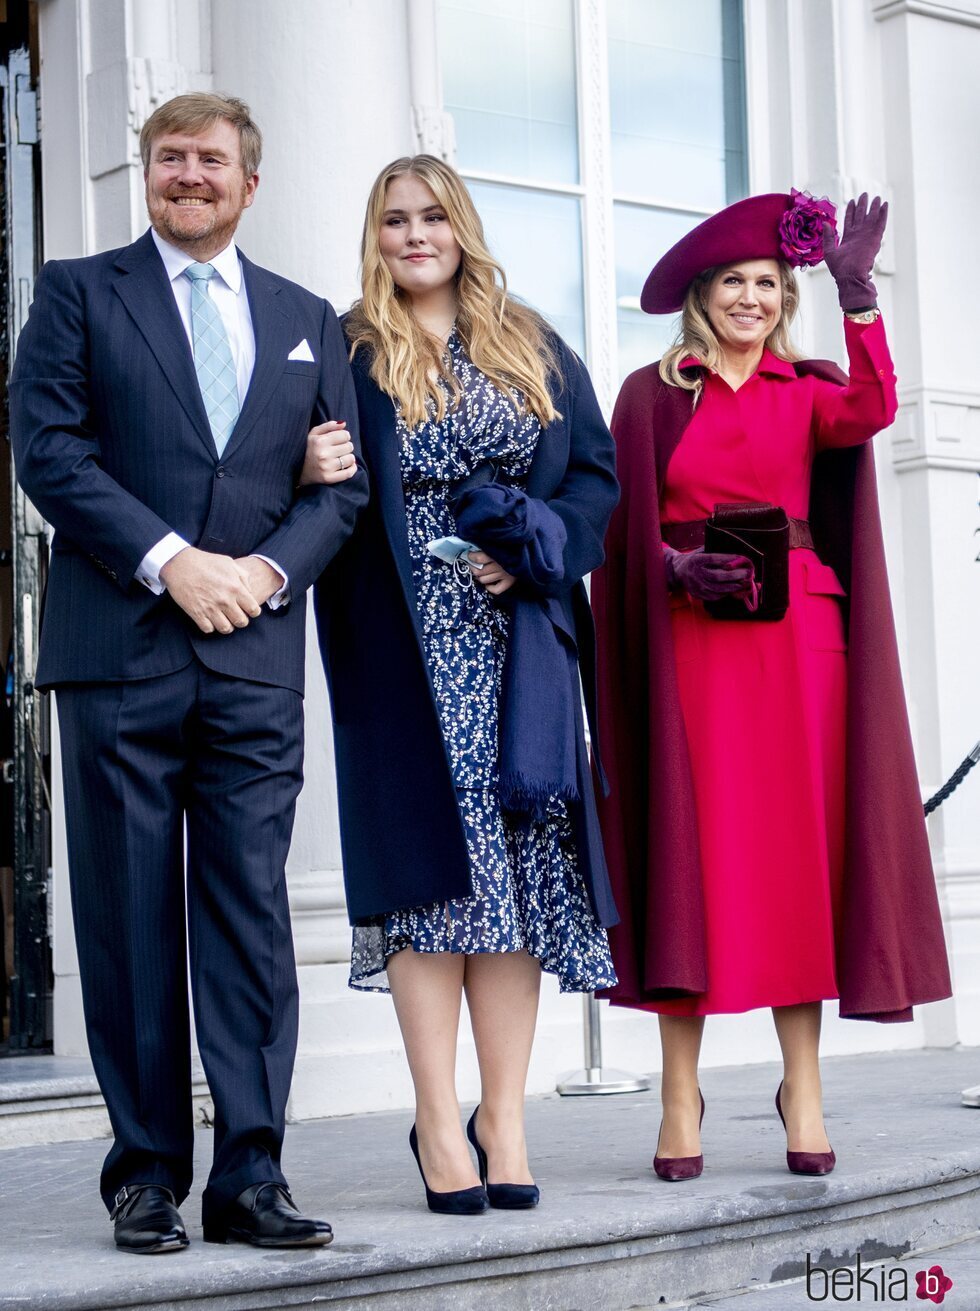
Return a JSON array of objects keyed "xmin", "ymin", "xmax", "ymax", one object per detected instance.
[{"xmin": 10, "ymin": 229, "xmax": 366, "ymax": 695}]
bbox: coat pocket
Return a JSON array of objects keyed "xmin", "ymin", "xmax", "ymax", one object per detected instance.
[{"xmin": 802, "ymin": 558, "xmax": 847, "ymax": 652}]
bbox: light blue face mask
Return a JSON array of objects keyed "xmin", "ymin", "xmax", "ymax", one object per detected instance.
[
  {"xmin": 426, "ymin": 535, "xmax": 481, "ymax": 566},
  {"xmin": 427, "ymin": 535, "xmax": 484, "ymax": 589}
]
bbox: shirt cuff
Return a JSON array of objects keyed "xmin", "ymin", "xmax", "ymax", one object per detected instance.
[
  {"xmin": 252, "ymin": 555, "xmax": 290, "ymax": 609},
  {"xmin": 137, "ymin": 533, "xmax": 189, "ymax": 594}
]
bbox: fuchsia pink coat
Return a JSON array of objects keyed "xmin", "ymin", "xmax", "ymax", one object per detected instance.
[{"xmin": 593, "ymin": 317, "xmax": 952, "ymax": 1022}]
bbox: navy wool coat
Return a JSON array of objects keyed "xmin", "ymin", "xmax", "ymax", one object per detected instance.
[
  {"xmin": 314, "ymin": 333, "xmax": 621, "ymax": 927},
  {"xmin": 11, "ymin": 230, "xmax": 366, "ymax": 695}
]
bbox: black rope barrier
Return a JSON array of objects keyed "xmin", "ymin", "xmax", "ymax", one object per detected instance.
[{"xmin": 924, "ymin": 742, "xmax": 980, "ymax": 816}]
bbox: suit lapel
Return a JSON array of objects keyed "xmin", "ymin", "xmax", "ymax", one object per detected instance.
[
  {"xmin": 111, "ymin": 231, "xmax": 216, "ymax": 459},
  {"xmin": 219, "ymin": 255, "xmax": 295, "ymax": 461}
]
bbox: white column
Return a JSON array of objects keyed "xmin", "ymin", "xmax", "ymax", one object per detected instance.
[
  {"xmin": 741, "ymin": 0, "xmax": 974, "ymax": 1055},
  {"xmin": 83, "ymin": 0, "xmax": 207, "ymax": 248},
  {"xmin": 576, "ymin": 0, "xmax": 617, "ymax": 417},
  {"xmin": 873, "ymin": 0, "xmax": 980, "ymax": 1047},
  {"xmin": 210, "ymin": 0, "xmax": 417, "ymax": 1117},
  {"xmin": 37, "ymin": 0, "xmax": 88, "ymax": 1056},
  {"xmin": 210, "ymin": 0, "xmax": 413, "ymax": 308},
  {"xmin": 406, "ymin": 0, "xmax": 456, "ymax": 159},
  {"xmin": 39, "ymin": 0, "xmax": 213, "ymax": 1056}
]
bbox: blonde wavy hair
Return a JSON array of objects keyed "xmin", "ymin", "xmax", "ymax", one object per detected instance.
[
  {"xmin": 659, "ymin": 261, "xmax": 802, "ymax": 398},
  {"xmin": 346, "ymin": 155, "xmax": 559, "ymax": 430}
]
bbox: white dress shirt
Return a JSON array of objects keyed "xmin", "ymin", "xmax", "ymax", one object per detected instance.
[{"xmin": 136, "ymin": 229, "xmax": 289, "ymax": 608}]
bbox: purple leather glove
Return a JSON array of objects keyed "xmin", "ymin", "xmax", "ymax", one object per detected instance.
[
  {"xmin": 821, "ymin": 192, "xmax": 888, "ymax": 312},
  {"xmin": 663, "ymin": 546, "xmax": 755, "ymax": 602}
]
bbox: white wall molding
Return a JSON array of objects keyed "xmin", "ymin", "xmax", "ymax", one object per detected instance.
[
  {"xmin": 891, "ymin": 386, "xmax": 980, "ymax": 471},
  {"xmin": 127, "ymin": 56, "xmax": 188, "ymax": 157},
  {"xmin": 287, "ymin": 868, "xmax": 350, "ymax": 967},
  {"xmin": 939, "ymin": 865, "xmax": 980, "ymax": 922},
  {"xmin": 873, "ymin": 0, "xmax": 980, "ymax": 28},
  {"xmin": 86, "ymin": 56, "xmax": 188, "ymax": 179},
  {"xmin": 411, "ymin": 103, "xmax": 456, "ymax": 160},
  {"xmin": 407, "ymin": 0, "xmax": 456, "ymax": 161}
]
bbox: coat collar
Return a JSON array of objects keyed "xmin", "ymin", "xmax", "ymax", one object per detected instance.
[
  {"xmin": 757, "ymin": 348, "xmax": 798, "ymax": 379},
  {"xmin": 678, "ymin": 347, "xmax": 797, "ymax": 381},
  {"xmin": 149, "ymin": 228, "xmax": 243, "ymax": 293},
  {"xmin": 111, "ymin": 230, "xmax": 295, "ymax": 462},
  {"xmin": 652, "ymin": 350, "xmax": 843, "ymax": 499}
]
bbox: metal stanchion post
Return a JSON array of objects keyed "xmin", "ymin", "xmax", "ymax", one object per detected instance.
[{"xmin": 556, "ymin": 992, "xmax": 650, "ymax": 1095}]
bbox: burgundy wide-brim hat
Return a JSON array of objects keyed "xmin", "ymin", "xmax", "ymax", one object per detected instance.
[{"xmin": 640, "ymin": 191, "xmax": 834, "ymax": 315}]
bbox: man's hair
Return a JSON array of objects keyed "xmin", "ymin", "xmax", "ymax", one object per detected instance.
[{"xmin": 139, "ymin": 93, "xmax": 262, "ymax": 176}]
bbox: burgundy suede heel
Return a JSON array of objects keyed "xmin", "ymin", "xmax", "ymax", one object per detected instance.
[
  {"xmin": 775, "ymin": 1082, "xmax": 836, "ymax": 1175},
  {"xmin": 653, "ymin": 1091, "xmax": 705, "ymax": 1181}
]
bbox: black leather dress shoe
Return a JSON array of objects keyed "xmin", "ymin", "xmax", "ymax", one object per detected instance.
[
  {"xmin": 203, "ymin": 1183, "xmax": 333, "ymax": 1247},
  {"xmin": 111, "ymin": 1184, "xmax": 189, "ymax": 1254}
]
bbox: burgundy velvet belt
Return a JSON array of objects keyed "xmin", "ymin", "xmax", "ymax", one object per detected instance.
[{"xmin": 661, "ymin": 516, "xmax": 814, "ymax": 553}]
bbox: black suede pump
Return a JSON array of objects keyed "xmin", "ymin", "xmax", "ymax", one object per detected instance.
[
  {"xmin": 466, "ymin": 1107, "xmax": 540, "ymax": 1210},
  {"xmin": 409, "ymin": 1125, "xmax": 488, "ymax": 1215}
]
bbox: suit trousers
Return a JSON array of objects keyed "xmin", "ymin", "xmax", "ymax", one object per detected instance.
[{"xmin": 56, "ymin": 659, "xmax": 304, "ymax": 1218}]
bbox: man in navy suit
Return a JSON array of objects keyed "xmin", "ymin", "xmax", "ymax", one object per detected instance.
[{"xmin": 10, "ymin": 93, "xmax": 365, "ymax": 1253}]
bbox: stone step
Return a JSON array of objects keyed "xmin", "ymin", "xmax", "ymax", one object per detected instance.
[
  {"xmin": 0, "ymin": 1048, "xmax": 978, "ymax": 1310},
  {"xmin": 0, "ymin": 1055, "xmax": 212, "ymax": 1149},
  {"xmin": 676, "ymin": 1229, "xmax": 980, "ymax": 1309}
]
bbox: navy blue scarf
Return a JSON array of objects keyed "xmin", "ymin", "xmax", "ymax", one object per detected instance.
[{"xmin": 453, "ymin": 481, "xmax": 579, "ymax": 823}]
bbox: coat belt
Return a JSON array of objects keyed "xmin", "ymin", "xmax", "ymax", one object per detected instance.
[{"xmin": 661, "ymin": 516, "xmax": 814, "ymax": 553}]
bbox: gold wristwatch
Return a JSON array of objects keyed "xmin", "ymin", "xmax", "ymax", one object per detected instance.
[{"xmin": 844, "ymin": 308, "xmax": 881, "ymax": 324}]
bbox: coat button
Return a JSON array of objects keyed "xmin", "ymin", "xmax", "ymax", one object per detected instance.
[{"xmin": 216, "ymin": 467, "xmax": 226, "ymax": 478}]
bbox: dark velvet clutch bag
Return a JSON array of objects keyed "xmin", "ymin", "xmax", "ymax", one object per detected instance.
[{"xmin": 703, "ymin": 502, "xmax": 790, "ymax": 622}]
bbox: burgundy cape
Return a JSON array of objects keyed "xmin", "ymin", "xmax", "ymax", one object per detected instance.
[{"xmin": 593, "ymin": 359, "xmax": 952, "ymax": 1022}]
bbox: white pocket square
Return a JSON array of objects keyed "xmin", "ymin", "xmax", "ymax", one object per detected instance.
[{"xmin": 287, "ymin": 339, "xmax": 315, "ymax": 362}]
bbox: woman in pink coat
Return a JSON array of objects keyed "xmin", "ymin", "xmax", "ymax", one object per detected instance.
[{"xmin": 593, "ymin": 192, "xmax": 951, "ymax": 1181}]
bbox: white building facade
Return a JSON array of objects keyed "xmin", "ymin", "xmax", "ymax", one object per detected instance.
[{"xmin": 18, "ymin": 0, "xmax": 980, "ymax": 1118}]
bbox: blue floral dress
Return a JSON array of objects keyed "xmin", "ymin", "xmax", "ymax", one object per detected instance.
[{"xmin": 349, "ymin": 332, "xmax": 617, "ymax": 994}]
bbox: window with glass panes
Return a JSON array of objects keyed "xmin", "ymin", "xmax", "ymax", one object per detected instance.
[
  {"xmin": 438, "ymin": 0, "xmax": 586, "ymax": 355},
  {"xmin": 435, "ymin": 0, "xmax": 748, "ymax": 400}
]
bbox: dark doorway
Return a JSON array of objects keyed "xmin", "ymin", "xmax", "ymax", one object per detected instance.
[{"xmin": 1, "ymin": 0, "xmax": 50, "ymax": 1053}]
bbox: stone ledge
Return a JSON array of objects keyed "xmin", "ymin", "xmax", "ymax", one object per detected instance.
[
  {"xmin": 873, "ymin": 0, "xmax": 980, "ymax": 27},
  {"xmin": 0, "ymin": 1056, "xmax": 211, "ymax": 1150},
  {"xmin": 1, "ymin": 1048, "xmax": 979, "ymax": 1310}
]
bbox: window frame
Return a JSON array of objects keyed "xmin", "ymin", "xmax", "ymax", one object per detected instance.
[{"xmin": 419, "ymin": 0, "xmax": 753, "ymax": 414}]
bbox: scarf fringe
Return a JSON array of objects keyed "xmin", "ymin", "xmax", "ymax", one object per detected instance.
[{"xmin": 500, "ymin": 772, "xmax": 580, "ymax": 825}]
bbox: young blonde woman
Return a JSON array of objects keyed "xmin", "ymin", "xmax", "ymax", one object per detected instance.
[{"xmin": 310, "ymin": 156, "xmax": 620, "ymax": 1213}]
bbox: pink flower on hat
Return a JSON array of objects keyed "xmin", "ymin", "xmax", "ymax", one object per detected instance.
[{"xmin": 778, "ymin": 188, "xmax": 837, "ymax": 268}]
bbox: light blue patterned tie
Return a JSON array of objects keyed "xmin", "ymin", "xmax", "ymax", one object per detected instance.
[{"xmin": 185, "ymin": 262, "xmax": 240, "ymax": 456}]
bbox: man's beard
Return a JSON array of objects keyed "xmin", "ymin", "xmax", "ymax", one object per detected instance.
[{"xmin": 150, "ymin": 186, "xmax": 246, "ymax": 254}]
